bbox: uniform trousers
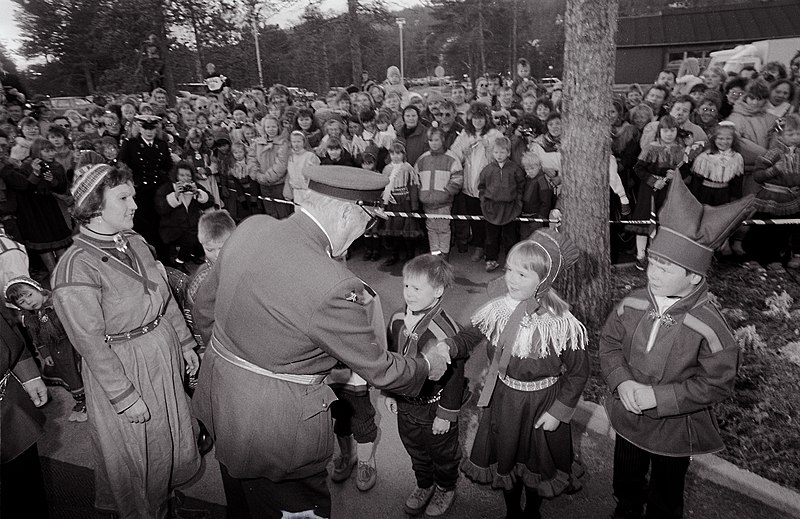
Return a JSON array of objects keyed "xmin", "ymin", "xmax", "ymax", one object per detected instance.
[
  {"xmin": 423, "ymin": 205, "xmax": 452, "ymax": 255},
  {"xmin": 1, "ymin": 443, "xmax": 49, "ymax": 518},
  {"xmin": 397, "ymin": 400, "xmax": 461, "ymax": 491},
  {"xmin": 613, "ymin": 435, "xmax": 690, "ymax": 519},
  {"xmin": 220, "ymin": 463, "xmax": 331, "ymax": 519}
]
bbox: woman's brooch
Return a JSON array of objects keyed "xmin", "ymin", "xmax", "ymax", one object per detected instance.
[
  {"xmin": 648, "ymin": 309, "xmax": 676, "ymax": 327},
  {"xmin": 113, "ymin": 233, "xmax": 129, "ymax": 253},
  {"xmin": 520, "ymin": 313, "xmax": 534, "ymax": 328}
]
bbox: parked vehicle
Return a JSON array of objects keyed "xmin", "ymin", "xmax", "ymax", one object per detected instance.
[{"xmin": 43, "ymin": 96, "xmax": 94, "ymax": 116}]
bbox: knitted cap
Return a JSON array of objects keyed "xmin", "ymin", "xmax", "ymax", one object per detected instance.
[
  {"xmin": 72, "ymin": 164, "xmax": 113, "ymax": 207},
  {"xmin": 4, "ymin": 276, "xmax": 43, "ymax": 303},
  {"xmin": 649, "ymin": 175, "xmax": 756, "ymax": 275},
  {"xmin": 528, "ymin": 229, "xmax": 580, "ymax": 298}
]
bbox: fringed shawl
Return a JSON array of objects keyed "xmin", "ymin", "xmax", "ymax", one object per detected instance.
[{"xmin": 692, "ymin": 150, "xmax": 744, "ymax": 183}]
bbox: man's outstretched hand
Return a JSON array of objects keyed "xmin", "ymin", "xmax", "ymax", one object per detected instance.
[{"xmin": 422, "ymin": 342, "xmax": 451, "ymax": 380}]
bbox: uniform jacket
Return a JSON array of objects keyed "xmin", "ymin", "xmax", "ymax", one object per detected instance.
[
  {"xmin": 119, "ymin": 136, "xmax": 173, "ymax": 189},
  {"xmin": 386, "ymin": 302, "xmax": 464, "ymax": 421},
  {"xmin": 191, "ymin": 210, "xmax": 428, "ymax": 480},
  {"xmin": 599, "ymin": 282, "xmax": 738, "ymax": 456},
  {"xmin": 0, "ymin": 310, "xmax": 45, "ymax": 463},
  {"xmin": 415, "ymin": 149, "xmax": 463, "ymax": 209}
]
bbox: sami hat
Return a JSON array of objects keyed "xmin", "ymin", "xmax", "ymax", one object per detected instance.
[
  {"xmin": 528, "ymin": 229, "xmax": 579, "ymax": 298},
  {"xmin": 134, "ymin": 114, "xmax": 162, "ymax": 129},
  {"xmin": 305, "ymin": 165, "xmax": 389, "ymax": 209},
  {"xmin": 72, "ymin": 164, "xmax": 114, "ymax": 207},
  {"xmin": 649, "ymin": 175, "xmax": 756, "ymax": 275}
]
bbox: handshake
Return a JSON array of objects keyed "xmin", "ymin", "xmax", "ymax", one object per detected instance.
[{"xmin": 421, "ymin": 341, "xmax": 451, "ymax": 381}]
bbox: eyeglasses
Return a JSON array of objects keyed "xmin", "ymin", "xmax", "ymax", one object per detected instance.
[
  {"xmin": 357, "ymin": 203, "xmax": 379, "ymax": 233},
  {"xmin": 441, "ymin": 112, "xmax": 453, "ymax": 118},
  {"xmin": 477, "ymin": 83, "xmax": 488, "ymax": 87},
  {"xmin": 700, "ymin": 107, "xmax": 717, "ymax": 113},
  {"xmin": 728, "ymin": 91, "xmax": 745, "ymax": 98}
]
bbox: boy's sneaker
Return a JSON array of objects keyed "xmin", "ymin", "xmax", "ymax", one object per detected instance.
[
  {"xmin": 355, "ymin": 458, "xmax": 377, "ymax": 491},
  {"xmin": 424, "ymin": 486, "xmax": 455, "ymax": 518},
  {"xmin": 69, "ymin": 401, "xmax": 88, "ymax": 423},
  {"xmin": 788, "ymin": 255, "xmax": 800, "ymax": 269},
  {"xmin": 471, "ymin": 247, "xmax": 485, "ymax": 262},
  {"xmin": 635, "ymin": 256, "xmax": 647, "ymax": 271},
  {"xmin": 403, "ymin": 485, "xmax": 435, "ymax": 516},
  {"xmin": 331, "ymin": 452, "xmax": 357, "ymax": 482},
  {"xmin": 485, "ymin": 260, "xmax": 500, "ymax": 272}
]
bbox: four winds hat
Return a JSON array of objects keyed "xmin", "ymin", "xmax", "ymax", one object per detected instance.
[{"xmin": 649, "ymin": 174, "xmax": 756, "ymax": 275}]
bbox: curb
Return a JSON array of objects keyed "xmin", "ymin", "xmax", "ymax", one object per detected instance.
[{"xmin": 573, "ymin": 398, "xmax": 800, "ymax": 517}]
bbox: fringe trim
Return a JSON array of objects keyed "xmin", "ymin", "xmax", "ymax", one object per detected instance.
[
  {"xmin": 692, "ymin": 151, "xmax": 743, "ymax": 183},
  {"xmin": 461, "ymin": 458, "xmax": 584, "ymax": 498},
  {"xmin": 470, "ymin": 297, "xmax": 587, "ymax": 359}
]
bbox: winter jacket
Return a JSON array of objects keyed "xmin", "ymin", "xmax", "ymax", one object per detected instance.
[{"xmin": 415, "ymin": 149, "xmax": 463, "ymax": 209}]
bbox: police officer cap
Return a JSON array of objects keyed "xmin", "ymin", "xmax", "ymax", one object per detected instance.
[
  {"xmin": 135, "ymin": 114, "xmax": 162, "ymax": 129},
  {"xmin": 305, "ymin": 165, "xmax": 388, "ymax": 205}
]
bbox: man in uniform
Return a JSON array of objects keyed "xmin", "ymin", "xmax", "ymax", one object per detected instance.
[
  {"xmin": 192, "ymin": 165, "xmax": 450, "ymax": 519},
  {"xmin": 119, "ymin": 114, "xmax": 173, "ymax": 261}
]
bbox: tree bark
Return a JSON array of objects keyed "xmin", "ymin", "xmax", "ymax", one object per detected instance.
[
  {"xmin": 558, "ymin": 0, "xmax": 618, "ymax": 332},
  {"xmin": 153, "ymin": 0, "xmax": 177, "ymax": 103},
  {"xmin": 347, "ymin": 0, "xmax": 363, "ymax": 87},
  {"xmin": 477, "ymin": 0, "xmax": 486, "ymax": 75},
  {"xmin": 188, "ymin": 4, "xmax": 204, "ymax": 82}
]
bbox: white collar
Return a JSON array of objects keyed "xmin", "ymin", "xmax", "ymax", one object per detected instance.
[{"xmin": 300, "ymin": 207, "xmax": 335, "ymax": 257}]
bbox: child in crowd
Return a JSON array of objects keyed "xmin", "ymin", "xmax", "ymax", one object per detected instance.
[
  {"xmin": 252, "ymin": 114, "xmax": 290, "ymax": 218},
  {"xmin": 415, "ymin": 128, "xmax": 463, "ymax": 261},
  {"xmin": 384, "ymin": 254, "xmax": 465, "ymax": 518},
  {"xmin": 629, "ymin": 115, "xmax": 686, "ymax": 271},
  {"xmin": 294, "ymin": 107, "xmax": 323, "ymax": 148},
  {"xmin": 753, "ymin": 113, "xmax": 800, "ymax": 270},
  {"xmin": 689, "ymin": 122, "xmax": 744, "ymax": 207},
  {"xmin": 155, "ymin": 161, "xmax": 214, "ymax": 270},
  {"xmin": 384, "ymin": 65, "xmax": 410, "ymax": 106},
  {"xmin": 383, "ymin": 92, "xmax": 403, "ymax": 126},
  {"xmin": 47, "ymin": 125, "xmax": 74, "ymax": 172},
  {"xmin": 479, "ymin": 136, "xmax": 526, "ymax": 272},
  {"xmin": 320, "ymin": 137, "xmax": 356, "ymax": 167},
  {"xmin": 5, "ymin": 276, "xmax": 86, "ymax": 422},
  {"xmin": 359, "ymin": 147, "xmax": 383, "ymax": 260},
  {"xmin": 285, "ymin": 130, "xmax": 320, "ymax": 203},
  {"xmin": 100, "ymin": 136, "xmax": 120, "ymax": 167},
  {"xmin": 439, "ymin": 230, "xmax": 588, "ymax": 519},
  {"xmin": 317, "ymin": 118, "xmax": 352, "ymax": 158},
  {"xmin": 380, "ymin": 141, "xmax": 423, "ymax": 266},
  {"xmin": 375, "ymin": 110, "xmax": 398, "ymax": 150},
  {"xmin": 224, "ymin": 141, "xmax": 258, "ymax": 221},
  {"xmin": 11, "ymin": 116, "xmax": 41, "ymax": 161},
  {"xmin": 183, "ymin": 128, "xmax": 220, "ymax": 209},
  {"xmin": 600, "ymin": 178, "xmax": 752, "ymax": 519},
  {"xmin": 519, "ymin": 151, "xmax": 555, "ymax": 239}
]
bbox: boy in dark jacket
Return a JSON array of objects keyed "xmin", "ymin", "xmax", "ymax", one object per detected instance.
[
  {"xmin": 384, "ymin": 254, "xmax": 465, "ymax": 518},
  {"xmin": 600, "ymin": 178, "xmax": 754, "ymax": 519},
  {"xmin": 519, "ymin": 151, "xmax": 555, "ymax": 239},
  {"xmin": 320, "ymin": 137, "xmax": 356, "ymax": 167}
]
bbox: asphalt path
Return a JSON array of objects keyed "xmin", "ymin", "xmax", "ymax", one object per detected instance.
[{"xmin": 37, "ymin": 247, "xmax": 795, "ymax": 519}]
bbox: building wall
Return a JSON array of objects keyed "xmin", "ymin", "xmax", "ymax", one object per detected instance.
[{"xmin": 615, "ymin": 47, "xmax": 664, "ymax": 84}]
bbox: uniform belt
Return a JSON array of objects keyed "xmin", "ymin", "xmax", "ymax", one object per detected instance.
[
  {"xmin": 210, "ymin": 337, "xmax": 326, "ymax": 385},
  {"xmin": 499, "ymin": 374, "xmax": 558, "ymax": 392},
  {"xmin": 399, "ymin": 389, "xmax": 442, "ymax": 405},
  {"xmin": 701, "ymin": 179, "xmax": 729, "ymax": 188},
  {"xmin": 763, "ymin": 183, "xmax": 800, "ymax": 195},
  {"xmin": 105, "ymin": 313, "xmax": 164, "ymax": 343}
]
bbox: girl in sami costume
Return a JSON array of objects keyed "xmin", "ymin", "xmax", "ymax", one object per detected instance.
[{"xmin": 439, "ymin": 230, "xmax": 589, "ymax": 519}]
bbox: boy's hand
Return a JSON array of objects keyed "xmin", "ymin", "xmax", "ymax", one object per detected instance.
[
  {"xmin": 43, "ymin": 356, "xmax": 54, "ymax": 367},
  {"xmin": 634, "ymin": 386, "xmax": 657, "ymax": 410},
  {"xmin": 653, "ymin": 178, "xmax": 667, "ymax": 190},
  {"xmin": 183, "ymin": 349, "xmax": 200, "ymax": 377},
  {"xmin": 534, "ymin": 411, "xmax": 560, "ymax": 431},
  {"xmin": 384, "ymin": 396, "xmax": 398, "ymax": 415},
  {"xmin": 432, "ymin": 417, "xmax": 451, "ymax": 435},
  {"xmin": 617, "ymin": 380, "xmax": 649, "ymax": 414},
  {"xmin": 123, "ymin": 398, "xmax": 150, "ymax": 423}
]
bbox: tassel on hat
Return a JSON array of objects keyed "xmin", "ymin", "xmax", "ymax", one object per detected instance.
[{"xmin": 649, "ymin": 172, "xmax": 756, "ymax": 275}]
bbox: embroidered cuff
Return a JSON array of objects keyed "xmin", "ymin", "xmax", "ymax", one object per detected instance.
[
  {"xmin": 547, "ymin": 399, "xmax": 575, "ymax": 423},
  {"xmin": 436, "ymin": 405, "xmax": 459, "ymax": 422},
  {"xmin": 606, "ymin": 366, "xmax": 634, "ymax": 394},
  {"xmin": 109, "ymin": 384, "xmax": 140, "ymax": 413},
  {"xmin": 653, "ymin": 383, "xmax": 680, "ymax": 417},
  {"xmin": 180, "ymin": 336, "xmax": 198, "ymax": 353}
]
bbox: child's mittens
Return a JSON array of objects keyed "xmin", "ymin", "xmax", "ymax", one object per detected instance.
[
  {"xmin": 384, "ymin": 396, "xmax": 398, "ymax": 415},
  {"xmin": 432, "ymin": 416, "xmax": 451, "ymax": 435}
]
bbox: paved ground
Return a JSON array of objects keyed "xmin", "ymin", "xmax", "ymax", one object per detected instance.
[{"xmin": 37, "ymin": 245, "xmax": 795, "ymax": 518}]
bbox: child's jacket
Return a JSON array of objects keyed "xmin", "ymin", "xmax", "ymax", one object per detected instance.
[
  {"xmin": 415, "ymin": 149, "xmax": 463, "ymax": 209},
  {"xmin": 386, "ymin": 301, "xmax": 464, "ymax": 421},
  {"xmin": 478, "ymin": 160, "xmax": 525, "ymax": 225},
  {"xmin": 599, "ymin": 281, "xmax": 738, "ymax": 456}
]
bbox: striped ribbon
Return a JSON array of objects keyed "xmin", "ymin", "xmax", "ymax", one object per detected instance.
[{"xmin": 228, "ymin": 189, "xmax": 799, "ymax": 226}]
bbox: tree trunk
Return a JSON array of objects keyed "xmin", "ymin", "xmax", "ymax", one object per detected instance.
[
  {"xmin": 511, "ymin": 0, "xmax": 518, "ymax": 79},
  {"xmin": 153, "ymin": 0, "xmax": 177, "ymax": 103},
  {"xmin": 321, "ymin": 40, "xmax": 331, "ymax": 93},
  {"xmin": 188, "ymin": 5, "xmax": 204, "ymax": 82},
  {"xmin": 558, "ymin": 0, "xmax": 618, "ymax": 332},
  {"xmin": 347, "ymin": 0, "xmax": 363, "ymax": 87},
  {"xmin": 477, "ymin": 0, "xmax": 486, "ymax": 75},
  {"xmin": 81, "ymin": 61, "xmax": 95, "ymax": 94}
]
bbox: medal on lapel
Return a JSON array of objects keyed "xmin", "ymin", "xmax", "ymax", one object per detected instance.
[
  {"xmin": 648, "ymin": 309, "xmax": 676, "ymax": 327},
  {"xmin": 113, "ymin": 233, "xmax": 129, "ymax": 253}
]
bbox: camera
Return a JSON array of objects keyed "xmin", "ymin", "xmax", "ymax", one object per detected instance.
[
  {"xmin": 178, "ymin": 182, "xmax": 194, "ymax": 193},
  {"xmin": 39, "ymin": 161, "xmax": 50, "ymax": 174}
]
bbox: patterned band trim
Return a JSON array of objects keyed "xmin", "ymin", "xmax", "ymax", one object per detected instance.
[{"xmin": 499, "ymin": 374, "xmax": 558, "ymax": 392}]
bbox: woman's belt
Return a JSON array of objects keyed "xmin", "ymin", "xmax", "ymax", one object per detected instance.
[
  {"xmin": 211, "ymin": 337, "xmax": 326, "ymax": 385},
  {"xmin": 399, "ymin": 388, "xmax": 442, "ymax": 405},
  {"xmin": 499, "ymin": 374, "xmax": 558, "ymax": 392},
  {"xmin": 105, "ymin": 313, "xmax": 164, "ymax": 343},
  {"xmin": 763, "ymin": 183, "xmax": 800, "ymax": 195},
  {"xmin": 701, "ymin": 179, "xmax": 729, "ymax": 188}
]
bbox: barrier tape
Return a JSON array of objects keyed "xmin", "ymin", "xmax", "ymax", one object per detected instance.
[{"xmin": 226, "ymin": 189, "xmax": 796, "ymax": 226}]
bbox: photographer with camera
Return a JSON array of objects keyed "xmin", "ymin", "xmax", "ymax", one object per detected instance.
[{"xmin": 155, "ymin": 160, "xmax": 214, "ymax": 271}]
